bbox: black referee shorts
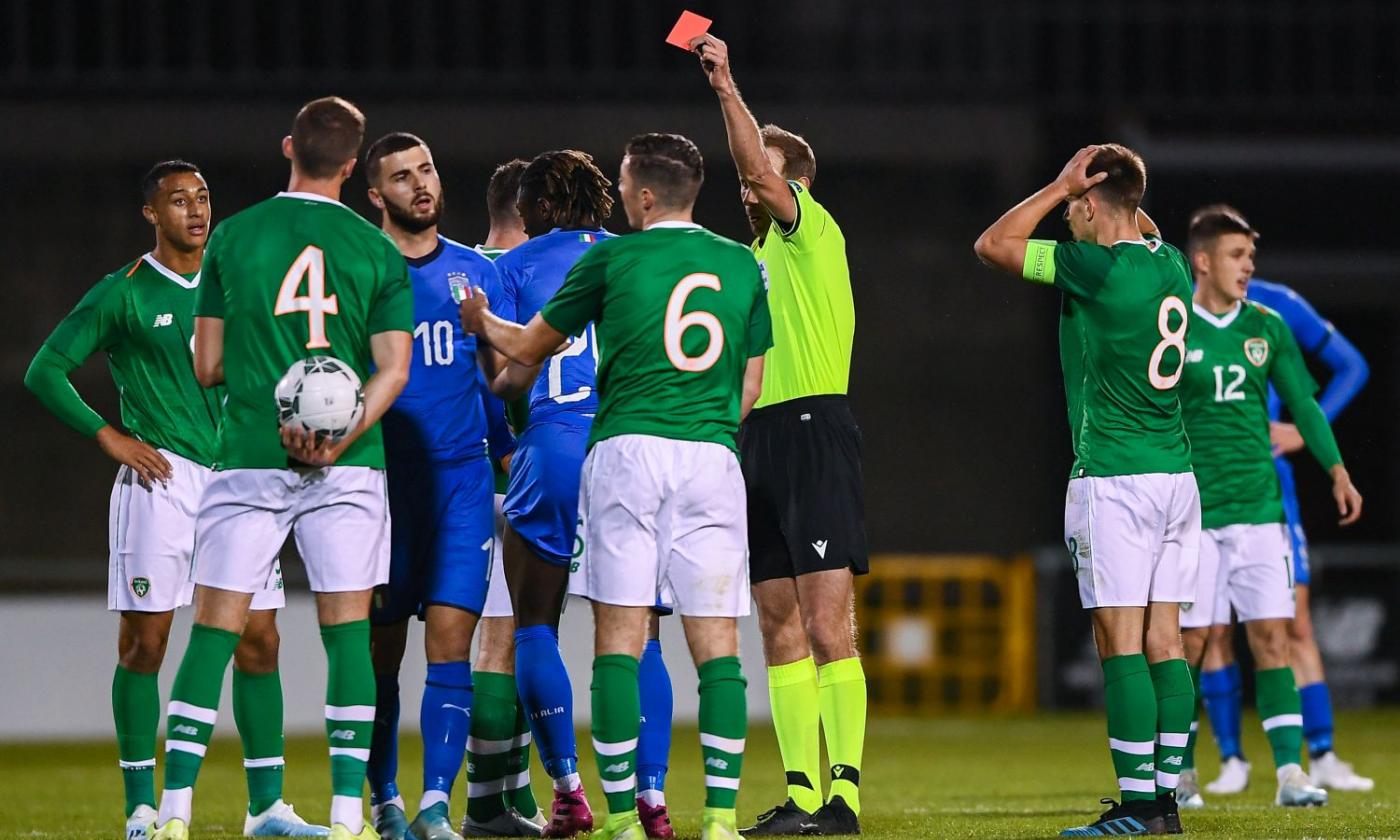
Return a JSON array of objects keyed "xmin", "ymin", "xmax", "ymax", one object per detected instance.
[{"xmin": 739, "ymin": 395, "xmax": 868, "ymax": 584}]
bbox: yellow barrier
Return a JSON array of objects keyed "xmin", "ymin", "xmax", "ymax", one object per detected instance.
[{"xmin": 855, "ymin": 554, "xmax": 1035, "ymax": 714}]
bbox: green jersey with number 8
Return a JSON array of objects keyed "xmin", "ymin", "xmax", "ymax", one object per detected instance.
[
  {"xmin": 540, "ymin": 222, "xmax": 773, "ymax": 452},
  {"xmin": 1022, "ymin": 235, "xmax": 1194, "ymax": 478},
  {"xmin": 195, "ymin": 191, "xmax": 414, "ymax": 469}
]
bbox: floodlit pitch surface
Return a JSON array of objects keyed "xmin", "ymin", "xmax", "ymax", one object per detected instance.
[{"xmin": 6, "ymin": 711, "xmax": 1398, "ymax": 838}]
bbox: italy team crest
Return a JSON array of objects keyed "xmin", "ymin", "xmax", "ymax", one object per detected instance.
[
  {"xmin": 1244, "ymin": 337, "xmax": 1269, "ymax": 367},
  {"xmin": 447, "ymin": 272, "xmax": 470, "ymax": 303}
]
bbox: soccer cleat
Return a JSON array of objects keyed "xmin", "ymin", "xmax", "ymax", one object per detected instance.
[
  {"xmin": 375, "ymin": 805, "xmax": 411, "ymax": 840},
  {"xmin": 635, "ymin": 798, "xmax": 674, "ymax": 840},
  {"xmin": 542, "ymin": 787, "xmax": 594, "ymax": 838},
  {"xmin": 700, "ymin": 811, "xmax": 742, "ymax": 840},
  {"xmin": 127, "ymin": 804, "xmax": 158, "ymax": 840},
  {"xmin": 738, "ymin": 799, "xmax": 814, "ymax": 836},
  {"xmin": 463, "ymin": 809, "xmax": 547, "ymax": 837},
  {"xmin": 329, "ymin": 825, "xmax": 382, "ymax": 840},
  {"xmin": 1309, "ymin": 751, "xmax": 1375, "ymax": 792},
  {"xmin": 805, "ymin": 797, "xmax": 860, "ymax": 835},
  {"xmin": 1059, "ymin": 799, "xmax": 1164, "ymax": 837},
  {"xmin": 1156, "ymin": 794, "xmax": 1182, "ymax": 835},
  {"xmin": 152, "ymin": 819, "xmax": 191, "ymax": 840},
  {"xmin": 1174, "ymin": 769, "xmax": 1204, "ymax": 810},
  {"xmin": 1275, "ymin": 764, "xmax": 1328, "ymax": 807},
  {"xmin": 1205, "ymin": 756, "xmax": 1251, "ymax": 795},
  {"xmin": 588, "ymin": 813, "xmax": 644, "ymax": 840},
  {"xmin": 409, "ymin": 803, "xmax": 465, "ymax": 840},
  {"xmin": 245, "ymin": 800, "xmax": 332, "ymax": 837}
]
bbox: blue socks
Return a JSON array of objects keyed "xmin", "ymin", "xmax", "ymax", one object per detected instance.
[
  {"xmin": 421, "ymin": 661, "xmax": 474, "ymax": 806},
  {"xmin": 1201, "ymin": 663, "xmax": 1245, "ymax": 761},
  {"xmin": 637, "ymin": 638, "xmax": 674, "ymax": 797},
  {"xmin": 368, "ymin": 671, "xmax": 402, "ymax": 805},
  {"xmin": 1299, "ymin": 681, "xmax": 1335, "ymax": 758},
  {"xmin": 514, "ymin": 624, "xmax": 578, "ymax": 781}
]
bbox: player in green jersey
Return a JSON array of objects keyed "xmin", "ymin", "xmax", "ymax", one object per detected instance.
[
  {"xmin": 459, "ymin": 133, "xmax": 771, "ymax": 840},
  {"xmin": 690, "ymin": 34, "xmax": 866, "ymax": 836},
  {"xmin": 151, "ymin": 97, "xmax": 414, "ymax": 840},
  {"xmin": 477, "ymin": 159, "xmax": 529, "ymax": 260},
  {"xmin": 976, "ymin": 145, "xmax": 1200, "ymax": 836},
  {"xmin": 1175, "ymin": 205, "xmax": 1362, "ymax": 809},
  {"xmin": 23, "ymin": 160, "xmax": 324, "ymax": 840}
]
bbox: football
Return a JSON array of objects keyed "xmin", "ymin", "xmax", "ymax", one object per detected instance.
[{"xmin": 274, "ymin": 355, "xmax": 365, "ymax": 442}]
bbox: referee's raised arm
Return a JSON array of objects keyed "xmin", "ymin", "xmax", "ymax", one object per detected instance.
[{"xmin": 694, "ymin": 32, "xmax": 869, "ymax": 837}]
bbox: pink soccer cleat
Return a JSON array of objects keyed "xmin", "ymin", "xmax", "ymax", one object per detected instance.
[
  {"xmin": 635, "ymin": 798, "xmax": 675, "ymax": 840},
  {"xmin": 541, "ymin": 787, "xmax": 594, "ymax": 838}
]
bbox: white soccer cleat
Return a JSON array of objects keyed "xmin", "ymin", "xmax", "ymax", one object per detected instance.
[
  {"xmin": 127, "ymin": 804, "xmax": 158, "ymax": 840},
  {"xmin": 1206, "ymin": 756, "xmax": 1251, "ymax": 794},
  {"xmin": 1276, "ymin": 763, "xmax": 1329, "ymax": 807},
  {"xmin": 1175, "ymin": 769, "xmax": 1205, "ymax": 809},
  {"xmin": 1309, "ymin": 751, "xmax": 1375, "ymax": 792},
  {"xmin": 244, "ymin": 800, "xmax": 332, "ymax": 837}
]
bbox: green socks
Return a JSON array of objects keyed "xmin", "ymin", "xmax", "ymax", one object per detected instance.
[
  {"xmin": 591, "ymin": 654, "xmax": 641, "ymax": 817},
  {"xmin": 321, "ymin": 620, "xmax": 376, "ymax": 802},
  {"xmin": 699, "ymin": 656, "xmax": 747, "ymax": 810},
  {"xmin": 817, "ymin": 657, "xmax": 866, "ymax": 814},
  {"xmin": 768, "ymin": 656, "xmax": 823, "ymax": 814},
  {"xmin": 1102, "ymin": 654, "xmax": 1158, "ymax": 802},
  {"xmin": 1150, "ymin": 659, "xmax": 1194, "ymax": 795},
  {"xmin": 1184, "ymin": 664, "xmax": 1202, "ymax": 772},
  {"xmin": 113, "ymin": 665, "xmax": 160, "ymax": 817},
  {"xmin": 507, "ymin": 686, "xmax": 540, "ymax": 817},
  {"xmin": 163, "ymin": 624, "xmax": 241, "ymax": 796},
  {"xmin": 1257, "ymin": 666, "xmax": 1304, "ymax": 768},
  {"xmin": 468, "ymin": 671, "xmax": 534, "ymax": 823},
  {"xmin": 233, "ymin": 668, "xmax": 286, "ymax": 815}
]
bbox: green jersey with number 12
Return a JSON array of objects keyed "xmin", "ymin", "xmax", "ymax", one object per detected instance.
[
  {"xmin": 540, "ymin": 223, "xmax": 773, "ymax": 452},
  {"xmin": 1023, "ymin": 235, "xmax": 1194, "ymax": 478},
  {"xmin": 195, "ymin": 192, "xmax": 414, "ymax": 469}
]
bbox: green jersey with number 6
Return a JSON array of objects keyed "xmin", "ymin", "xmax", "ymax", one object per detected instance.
[
  {"xmin": 540, "ymin": 222, "xmax": 773, "ymax": 452},
  {"xmin": 195, "ymin": 191, "xmax": 414, "ymax": 469},
  {"xmin": 1179, "ymin": 301, "xmax": 1342, "ymax": 530},
  {"xmin": 1022, "ymin": 235, "xmax": 1194, "ymax": 478}
]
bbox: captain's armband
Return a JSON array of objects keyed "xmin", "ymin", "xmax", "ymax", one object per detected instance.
[{"xmin": 1022, "ymin": 240, "xmax": 1057, "ymax": 285}]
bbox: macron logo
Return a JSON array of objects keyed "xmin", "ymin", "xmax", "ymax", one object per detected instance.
[
  {"xmin": 153, "ymin": 313, "xmax": 174, "ymax": 328},
  {"xmin": 812, "ymin": 540, "xmax": 828, "ymax": 559}
]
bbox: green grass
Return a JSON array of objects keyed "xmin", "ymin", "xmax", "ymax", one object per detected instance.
[{"xmin": 6, "ymin": 711, "xmax": 1400, "ymax": 838}]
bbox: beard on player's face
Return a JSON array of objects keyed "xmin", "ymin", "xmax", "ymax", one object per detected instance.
[{"xmin": 385, "ymin": 189, "xmax": 444, "ymax": 233}]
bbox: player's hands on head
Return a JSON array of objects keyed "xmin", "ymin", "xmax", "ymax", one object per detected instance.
[
  {"xmin": 458, "ymin": 285, "xmax": 490, "ymax": 334},
  {"xmin": 1269, "ymin": 421, "xmax": 1306, "ymax": 456},
  {"xmin": 96, "ymin": 425, "xmax": 173, "ymax": 487},
  {"xmin": 1055, "ymin": 145, "xmax": 1109, "ymax": 197},
  {"xmin": 1329, "ymin": 464, "xmax": 1363, "ymax": 526},
  {"xmin": 280, "ymin": 423, "xmax": 346, "ymax": 468},
  {"xmin": 689, "ymin": 33, "xmax": 734, "ymax": 93}
]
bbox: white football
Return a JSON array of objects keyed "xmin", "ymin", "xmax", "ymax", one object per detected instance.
[{"xmin": 274, "ymin": 355, "xmax": 365, "ymax": 442}]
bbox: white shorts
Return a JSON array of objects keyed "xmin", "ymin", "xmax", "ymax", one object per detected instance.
[
  {"xmin": 1180, "ymin": 521, "xmax": 1222, "ymax": 629},
  {"xmin": 194, "ymin": 466, "xmax": 390, "ymax": 594},
  {"xmin": 569, "ymin": 435, "xmax": 749, "ymax": 618},
  {"xmin": 482, "ymin": 493, "xmax": 514, "ymax": 619},
  {"xmin": 1064, "ymin": 472, "xmax": 1201, "ymax": 610},
  {"xmin": 1206, "ymin": 522, "xmax": 1295, "ymax": 623},
  {"xmin": 108, "ymin": 450, "xmax": 284, "ymax": 613}
]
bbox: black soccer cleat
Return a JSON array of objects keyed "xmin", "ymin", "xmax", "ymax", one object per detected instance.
[
  {"xmin": 803, "ymin": 796, "xmax": 860, "ymax": 836},
  {"xmin": 1156, "ymin": 793, "xmax": 1183, "ymax": 835},
  {"xmin": 738, "ymin": 799, "xmax": 814, "ymax": 836},
  {"xmin": 1060, "ymin": 798, "xmax": 1166, "ymax": 837}
]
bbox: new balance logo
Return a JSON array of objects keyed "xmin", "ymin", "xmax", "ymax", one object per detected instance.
[
  {"xmin": 812, "ymin": 540, "xmax": 828, "ymax": 559},
  {"xmin": 172, "ymin": 724, "xmax": 199, "ymax": 737},
  {"xmin": 153, "ymin": 313, "xmax": 174, "ymax": 327},
  {"xmin": 705, "ymin": 756, "xmax": 729, "ymax": 771},
  {"xmin": 1162, "ymin": 755, "xmax": 1183, "ymax": 767},
  {"xmin": 329, "ymin": 729, "xmax": 358, "ymax": 741},
  {"xmin": 1135, "ymin": 762, "xmax": 1156, "ymax": 773},
  {"xmin": 604, "ymin": 761, "xmax": 630, "ymax": 775}
]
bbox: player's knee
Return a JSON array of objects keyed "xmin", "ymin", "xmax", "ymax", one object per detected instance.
[
  {"xmin": 1248, "ymin": 622, "xmax": 1290, "ymax": 668},
  {"xmin": 425, "ymin": 635, "xmax": 473, "ymax": 665},
  {"xmin": 804, "ymin": 615, "xmax": 856, "ymax": 664},
  {"xmin": 119, "ymin": 630, "xmax": 169, "ymax": 672},
  {"xmin": 234, "ymin": 622, "xmax": 281, "ymax": 674}
]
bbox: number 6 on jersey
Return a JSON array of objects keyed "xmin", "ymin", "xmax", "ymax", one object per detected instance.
[
  {"xmin": 665, "ymin": 272, "xmax": 724, "ymax": 372},
  {"xmin": 275, "ymin": 245, "xmax": 340, "ymax": 349}
]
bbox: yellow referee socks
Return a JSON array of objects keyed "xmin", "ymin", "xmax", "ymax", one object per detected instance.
[
  {"xmin": 767, "ymin": 657, "xmax": 823, "ymax": 814},
  {"xmin": 818, "ymin": 657, "xmax": 867, "ymax": 815}
]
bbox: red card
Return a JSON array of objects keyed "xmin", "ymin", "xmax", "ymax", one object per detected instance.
[{"xmin": 665, "ymin": 10, "xmax": 712, "ymax": 51}]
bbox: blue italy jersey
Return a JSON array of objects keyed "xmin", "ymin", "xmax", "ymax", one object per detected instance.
[
  {"xmin": 493, "ymin": 227, "xmax": 615, "ymax": 426},
  {"xmin": 382, "ymin": 236, "xmax": 501, "ymax": 464}
]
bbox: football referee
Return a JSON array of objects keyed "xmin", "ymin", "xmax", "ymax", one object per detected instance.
[{"xmin": 693, "ymin": 34, "xmax": 867, "ymax": 837}]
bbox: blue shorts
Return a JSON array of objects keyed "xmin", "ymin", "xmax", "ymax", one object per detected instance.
[
  {"xmin": 373, "ymin": 456, "xmax": 494, "ymax": 624},
  {"xmin": 1276, "ymin": 456, "xmax": 1311, "ymax": 586},
  {"xmin": 504, "ymin": 420, "xmax": 590, "ymax": 567}
]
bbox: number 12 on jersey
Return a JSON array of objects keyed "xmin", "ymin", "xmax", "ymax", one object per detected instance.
[{"xmin": 275, "ymin": 245, "xmax": 340, "ymax": 349}]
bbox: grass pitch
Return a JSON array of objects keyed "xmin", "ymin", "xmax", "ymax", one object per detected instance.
[{"xmin": 6, "ymin": 711, "xmax": 1399, "ymax": 838}]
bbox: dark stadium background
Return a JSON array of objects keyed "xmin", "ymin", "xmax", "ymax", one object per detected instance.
[{"xmin": 1, "ymin": 0, "xmax": 1395, "ymax": 584}]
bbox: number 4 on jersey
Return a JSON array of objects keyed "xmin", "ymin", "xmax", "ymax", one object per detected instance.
[{"xmin": 275, "ymin": 245, "xmax": 339, "ymax": 349}]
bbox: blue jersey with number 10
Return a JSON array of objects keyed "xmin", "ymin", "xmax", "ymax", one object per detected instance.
[
  {"xmin": 493, "ymin": 227, "xmax": 615, "ymax": 426},
  {"xmin": 382, "ymin": 236, "xmax": 501, "ymax": 463}
]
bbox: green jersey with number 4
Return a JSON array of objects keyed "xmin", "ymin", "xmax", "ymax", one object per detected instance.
[
  {"xmin": 195, "ymin": 192, "xmax": 414, "ymax": 469},
  {"xmin": 1023, "ymin": 236, "xmax": 1194, "ymax": 478},
  {"xmin": 540, "ymin": 223, "xmax": 773, "ymax": 452},
  {"xmin": 1180, "ymin": 301, "xmax": 1342, "ymax": 530}
]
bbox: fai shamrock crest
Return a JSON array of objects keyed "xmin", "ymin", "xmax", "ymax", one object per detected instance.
[
  {"xmin": 1244, "ymin": 337, "xmax": 1269, "ymax": 367},
  {"xmin": 130, "ymin": 576, "xmax": 151, "ymax": 598}
]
